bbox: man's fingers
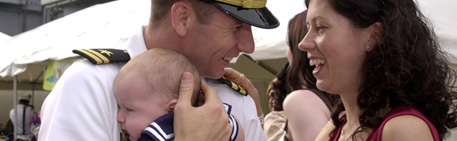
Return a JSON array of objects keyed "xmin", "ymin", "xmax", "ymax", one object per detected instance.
[
  {"xmin": 199, "ymin": 83, "xmax": 231, "ymax": 141},
  {"xmin": 223, "ymin": 68, "xmax": 240, "ymax": 81},
  {"xmin": 176, "ymin": 72, "xmax": 194, "ymax": 108},
  {"xmin": 201, "ymin": 82, "xmax": 231, "ymax": 140},
  {"xmin": 239, "ymin": 74, "xmax": 254, "ymax": 88},
  {"xmin": 200, "ymin": 83, "xmax": 227, "ymax": 119},
  {"xmin": 224, "ymin": 67, "xmax": 257, "ymax": 94},
  {"xmin": 200, "ymin": 83, "xmax": 220, "ymax": 105},
  {"xmin": 197, "ymin": 91, "xmax": 205, "ymax": 106},
  {"xmin": 174, "ymin": 72, "xmax": 231, "ymax": 140},
  {"xmin": 224, "ymin": 68, "xmax": 250, "ymax": 86}
]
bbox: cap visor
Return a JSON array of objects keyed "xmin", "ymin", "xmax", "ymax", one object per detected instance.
[{"xmin": 213, "ymin": 2, "xmax": 279, "ymax": 29}]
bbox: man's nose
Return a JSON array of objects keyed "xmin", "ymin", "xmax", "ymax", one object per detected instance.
[{"xmin": 237, "ymin": 24, "xmax": 255, "ymax": 53}]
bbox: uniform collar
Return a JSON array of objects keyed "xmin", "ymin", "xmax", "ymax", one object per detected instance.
[{"xmin": 125, "ymin": 26, "xmax": 148, "ymax": 59}]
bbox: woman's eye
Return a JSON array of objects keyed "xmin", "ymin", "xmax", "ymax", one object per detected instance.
[{"xmin": 316, "ymin": 26, "xmax": 326, "ymax": 34}]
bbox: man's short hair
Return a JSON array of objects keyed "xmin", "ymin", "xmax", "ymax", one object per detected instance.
[{"xmin": 150, "ymin": 0, "xmax": 215, "ymax": 24}]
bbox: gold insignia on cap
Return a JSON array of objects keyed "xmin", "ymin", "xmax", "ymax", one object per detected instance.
[{"xmin": 216, "ymin": 0, "xmax": 267, "ymax": 8}]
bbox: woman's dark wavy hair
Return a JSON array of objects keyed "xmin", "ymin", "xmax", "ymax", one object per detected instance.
[
  {"xmin": 307, "ymin": 0, "xmax": 457, "ymax": 140},
  {"xmin": 268, "ymin": 62, "xmax": 289, "ymax": 111},
  {"xmin": 268, "ymin": 11, "xmax": 309, "ymax": 111},
  {"xmin": 268, "ymin": 10, "xmax": 337, "ymax": 111}
]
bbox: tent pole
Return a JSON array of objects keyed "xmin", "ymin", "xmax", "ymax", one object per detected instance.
[
  {"xmin": 13, "ymin": 75, "xmax": 18, "ymax": 139},
  {"xmin": 31, "ymin": 84, "xmax": 35, "ymax": 105}
]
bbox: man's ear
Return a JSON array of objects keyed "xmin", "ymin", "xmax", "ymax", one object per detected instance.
[
  {"xmin": 167, "ymin": 98, "xmax": 178, "ymax": 113},
  {"xmin": 170, "ymin": 1, "xmax": 196, "ymax": 37}
]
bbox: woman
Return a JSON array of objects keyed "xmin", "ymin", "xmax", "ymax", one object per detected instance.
[
  {"xmin": 265, "ymin": 10, "xmax": 337, "ymax": 141},
  {"xmin": 282, "ymin": 10, "xmax": 337, "ymax": 141},
  {"xmin": 301, "ymin": 0, "xmax": 457, "ymax": 140}
]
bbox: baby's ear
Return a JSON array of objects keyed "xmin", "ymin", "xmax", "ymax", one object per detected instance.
[{"xmin": 167, "ymin": 99, "xmax": 178, "ymax": 113}]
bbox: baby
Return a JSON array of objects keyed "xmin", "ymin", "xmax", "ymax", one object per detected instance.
[{"xmin": 113, "ymin": 48, "xmax": 243, "ymax": 141}]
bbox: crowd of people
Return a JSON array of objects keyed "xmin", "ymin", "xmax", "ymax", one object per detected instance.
[{"xmin": 11, "ymin": 0, "xmax": 454, "ymax": 140}]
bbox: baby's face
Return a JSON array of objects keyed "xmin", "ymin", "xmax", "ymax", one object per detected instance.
[{"xmin": 114, "ymin": 79, "xmax": 169, "ymax": 141}]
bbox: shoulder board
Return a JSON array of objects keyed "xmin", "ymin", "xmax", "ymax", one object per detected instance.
[
  {"xmin": 218, "ymin": 77, "xmax": 248, "ymax": 96},
  {"xmin": 72, "ymin": 49, "xmax": 130, "ymax": 64}
]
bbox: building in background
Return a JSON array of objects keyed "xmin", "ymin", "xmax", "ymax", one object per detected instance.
[{"xmin": 0, "ymin": 0, "xmax": 113, "ymax": 36}]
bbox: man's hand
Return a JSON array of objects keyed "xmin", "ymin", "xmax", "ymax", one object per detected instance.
[
  {"xmin": 174, "ymin": 72, "xmax": 232, "ymax": 140},
  {"xmin": 223, "ymin": 68, "xmax": 263, "ymax": 117}
]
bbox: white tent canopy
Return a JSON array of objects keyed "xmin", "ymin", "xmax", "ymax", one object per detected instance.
[
  {"xmin": 0, "ymin": 32, "xmax": 10, "ymax": 42},
  {"xmin": 0, "ymin": 0, "xmax": 150, "ymax": 78}
]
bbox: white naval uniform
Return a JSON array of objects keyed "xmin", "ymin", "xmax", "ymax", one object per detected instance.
[{"xmin": 39, "ymin": 26, "xmax": 266, "ymax": 141}]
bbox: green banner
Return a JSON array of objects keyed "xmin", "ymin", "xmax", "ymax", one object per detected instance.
[{"xmin": 43, "ymin": 58, "xmax": 79, "ymax": 91}]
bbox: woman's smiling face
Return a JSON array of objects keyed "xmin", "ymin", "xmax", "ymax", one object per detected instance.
[{"xmin": 298, "ymin": 0, "xmax": 372, "ymax": 95}]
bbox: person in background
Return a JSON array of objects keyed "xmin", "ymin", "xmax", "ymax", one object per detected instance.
[
  {"xmin": 264, "ymin": 10, "xmax": 337, "ymax": 141},
  {"xmin": 301, "ymin": 0, "xmax": 457, "ymax": 140},
  {"xmin": 39, "ymin": 0, "xmax": 279, "ymax": 140},
  {"xmin": 263, "ymin": 64, "xmax": 289, "ymax": 141},
  {"xmin": 9, "ymin": 95, "xmax": 36, "ymax": 140},
  {"xmin": 30, "ymin": 111, "xmax": 41, "ymax": 140},
  {"xmin": 2, "ymin": 119, "xmax": 14, "ymax": 141}
]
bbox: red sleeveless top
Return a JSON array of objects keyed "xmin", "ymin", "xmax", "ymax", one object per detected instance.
[{"xmin": 329, "ymin": 105, "xmax": 440, "ymax": 141}]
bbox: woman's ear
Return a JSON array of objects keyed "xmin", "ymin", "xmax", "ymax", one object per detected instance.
[
  {"xmin": 370, "ymin": 22, "xmax": 383, "ymax": 45},
  {"xmin": 166, "ymin": 98, "xmax": 178, "ymax": 113},
  {"xmin": 170, "ymin": 1, "xmax": 197, "ymax": 37},
  {"xmin": 366, "ymin": 22, "xmax": 383, "ymax": 52}
]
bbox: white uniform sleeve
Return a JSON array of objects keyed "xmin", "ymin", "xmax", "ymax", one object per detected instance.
[
  {"xmin": 39, "ymin": 60, "xmax": 120, "ymax": 141},
  {"xmin": 240, "ymin": 95, "xmax": 267, "ymax": 141}
]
